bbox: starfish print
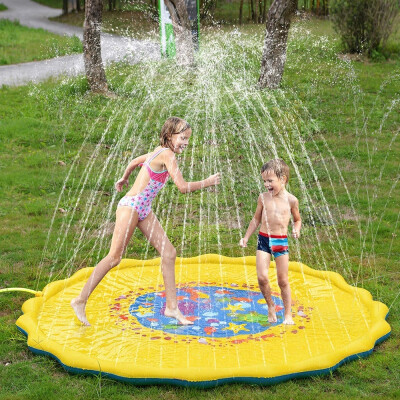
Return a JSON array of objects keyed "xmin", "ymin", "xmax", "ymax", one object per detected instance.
[
  {"xmin": 223, "ymin": 303, "xmax": 244, "ymax": 314},
  {"xmin": 223, "ymin": 322, "xmax": 249, "ymax": 334},
  {"xmin": 134, "ymin": 305, "xmax": 154, "ymax": 316}
]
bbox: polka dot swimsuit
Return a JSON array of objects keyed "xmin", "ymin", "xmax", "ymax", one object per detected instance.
[{"xmin": 117, "ymin": 148, "xmax": 169, "ymax": 220}]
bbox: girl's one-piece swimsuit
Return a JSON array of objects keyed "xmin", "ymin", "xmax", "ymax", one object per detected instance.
[{"xmin": 117, "ymin": 148, "xmax": 169, "ymax": 220}]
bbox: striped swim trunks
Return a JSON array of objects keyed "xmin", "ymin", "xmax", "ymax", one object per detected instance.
[{"xmin": 257, "ymin": 231, "xmax": 289, "ymax": 258}]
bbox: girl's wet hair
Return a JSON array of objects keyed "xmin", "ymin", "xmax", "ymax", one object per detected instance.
[
  {"xmin": 261, "ymin": 159, "xmax": 290, "ymax": 183},
  {"xmin": 160, "ymin": 117, "xmax": 191, "ymax": 149}
]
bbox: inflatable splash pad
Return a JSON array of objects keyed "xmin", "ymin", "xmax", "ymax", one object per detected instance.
[{"xmin": 16, "ymin": 255, "xmax": 390, "ymax": 387}]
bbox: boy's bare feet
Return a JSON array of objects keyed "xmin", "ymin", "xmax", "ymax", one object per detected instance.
[
  {"xmin": 164, "ymin": 307, "xmax": 194, "ymax": 325},
  {"xmin": 283, "ymin": 312, "xmax": 295, "ymax": 325},
  {"xmin": 71, "ymin": 298, "xmax": 90, "ymax": 326},
  {"xmin": 268, "ymin": 305, "xmax": 277, "ymax": 323}
]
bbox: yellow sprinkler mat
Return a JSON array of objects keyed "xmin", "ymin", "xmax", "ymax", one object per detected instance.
[{"xmin": 16, "ymin": 255, "xmax": 390, "ymax": 387}]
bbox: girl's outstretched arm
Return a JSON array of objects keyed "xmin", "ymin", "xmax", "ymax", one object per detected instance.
[
  {"xmin": 165, "ymin": 153, "xmax": 220, "ymax": 193},
  {"xmin": 115, "ymin": 154, "xmax": 149, "ymax": 192}
]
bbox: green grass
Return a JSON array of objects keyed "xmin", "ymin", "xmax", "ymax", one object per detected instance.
[
  {"xmin": 0, "ymin": 3, "xmax": 7, "ymax": 11},
  {"xmin": 51, "ymin": 10, "xmax": 159, "ymax": 40},
  {"xmin": 31, "ymin": 0, "xmax": 62, "ymax": 8},
  {"xmin": 0, "ymin": 19, "xmax": 82, "ymax": 65},
  {"xmin": 0, "ymin": 16, "xmax": 399, "ymax": 399}
]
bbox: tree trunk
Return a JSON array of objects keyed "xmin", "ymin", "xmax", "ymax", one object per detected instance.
[
  {"xmin": 262, "ymin": 0, "xmax": 268, "ymax": 23},
  {"xmin": 63, "ymin": 0, "xmax": 68, "ymax": 14},
  {"xmin": 253, "ymin": 0, "xmax": 258, "ymax": 22},
  {"xmin": 258, "ymin": 0, "xmax": 297, "ymax": 89},
  {"xmin": 239, "ymin": 0, "xmax": 244, "ymax": 24},
  {"xmin": 107, "ymin": 0, "xmax": 116, "ymax": 11},
  {"xmin": 250, "ymin": 0, "xmax": 255, "ymax": 22},
  {"xmin": 164, "ymin": 0, "xmax": 195, "ymax": 66},
  {"xmin": 84, "ymin": 0, "xmax": 109, "ymax": 93}
]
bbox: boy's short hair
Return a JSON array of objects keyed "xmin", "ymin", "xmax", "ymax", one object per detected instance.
[{"xmin": 261, "ymin": 159, "xmax": 290, "ymax": 183}]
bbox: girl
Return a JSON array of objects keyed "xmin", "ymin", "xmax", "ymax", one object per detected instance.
[{"xmin": 71, "ymin": 117, "xmax": 220, "ymax": 326}]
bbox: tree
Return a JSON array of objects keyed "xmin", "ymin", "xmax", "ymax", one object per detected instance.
[
  {"xmin": 239, "ymin": 0, "xmax": 245, "ymax": 24},
  {"xmin": 250, "ymin": 0, "xmax": 256, "ymax": 22},
  {"xmin": 164, "ymin": 0, "xmax": 195, "ymax": 65},
  {"xmin": 107, "ymin": 0, "xmax": 117, "ymax": 11},
  {"xmin": 258, "ymin": 0, "xmax": 297, "ymax": 89},
  {"xmin": 62, "ymin": 0, "xmax": 82, "ymax": 14},
  {"xmin": 83, "ymin": 0, "xmax": 109, "ymax": 94},
  {"xmin": 262, "ymin": 0, "xmax": 269, "ymax": 23}
]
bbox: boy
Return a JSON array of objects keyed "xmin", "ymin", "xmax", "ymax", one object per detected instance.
[{"xmin": 240, "ymin": 159, "xmax": 301, "ymax": 325}]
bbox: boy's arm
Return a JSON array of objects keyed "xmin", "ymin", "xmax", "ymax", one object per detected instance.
[
  {"xmin": 291, "ymin": 197, "xmax": 301, "ymax": 238},
  {"xmin": 115, "ymin": 154, "xmax": 148, "ymax": 192},
  {"xmin": 240, "ymin": 195, "xmax": 263, "ymax": 247}
]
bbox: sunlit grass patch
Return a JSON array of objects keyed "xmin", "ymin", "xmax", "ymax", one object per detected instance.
[
  {"xmin": 31, "ymin": 0, "xmax": 62, "ymax": 7},
  {"xmin": 0, "ymin": 19, "xmax": 82, "ymax": 65},
  {"xmin": 51, "ymin": 9, "xmax": 158, "ymax": 40}
]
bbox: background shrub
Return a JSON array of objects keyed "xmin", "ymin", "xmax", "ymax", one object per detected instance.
[{"xmin": 330, "ymin": 0, "xmax": 399, "ymax": 54}]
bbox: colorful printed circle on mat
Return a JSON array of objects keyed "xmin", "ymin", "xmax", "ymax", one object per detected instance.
[
  {"xmin": 129, "ymin": 286, "xmax": 284, "ymax": 337},
  {"xmin": 16, "ymin": 255, "xmax": 391, "ymax": 387}
]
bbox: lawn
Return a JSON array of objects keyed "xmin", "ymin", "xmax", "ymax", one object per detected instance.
[
  {"xmin": 51, "ymin": 9, "xmax": 159, "ymax": 40},
  {"xmin": 0, "ymin": 19, "xmax": 82, "ymax": 65},
  {"xmin": 0, "ymin": 13, "xmax": 399, "ymax": 400},
  {"xmin": 31, "ymin": 0, "xmax": 62, "ymax": 8}
]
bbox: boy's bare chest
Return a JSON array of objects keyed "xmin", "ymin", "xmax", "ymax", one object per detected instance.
[{"xmin": 262, "ymin": 197, "xmax": 291, "ymax": 221}]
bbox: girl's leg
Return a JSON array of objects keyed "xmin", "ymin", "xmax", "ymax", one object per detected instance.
[
  {"xmin": 275, "ymin": 254, "xmax": 294, "ymax": 325},
  {"xmin": 71, "ymin": 207, "xmax": 139, "ymax": 325},
  {"xmin": 256, "ymin": 250, "xmax": 277, "ymax": 323},
  {"xmin": 138, "ymin": 211, "xmax": 193, "ymax": 325}
]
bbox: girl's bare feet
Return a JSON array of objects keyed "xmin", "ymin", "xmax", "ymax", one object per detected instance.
[
  {"xmin": 71, "ymin": 298, "xmax": 90, "ymax": 326},
  {"xmin": 164, "ymin": 307, "xmax": 194, "ymax": 325},
  {"xmin": 268, "ymin": 305, "xmax": 277, "ymax": 323}
]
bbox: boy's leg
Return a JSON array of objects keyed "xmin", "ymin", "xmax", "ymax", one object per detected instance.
[
  {"xmin": 275, "ymin": 254, "xmax": 294, "ymax": 325},
  {"xmin": 138, "ymin": 211, "xmax": 193, "ymax": 325},
  {"xmin": 256, "ymin": 250, "xmax": 277, "ymax": 323}
]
